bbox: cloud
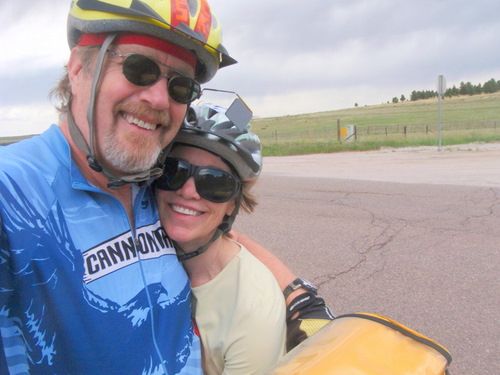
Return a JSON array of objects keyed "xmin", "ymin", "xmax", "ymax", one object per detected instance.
[
  {"xmin": 0, "ymin": 0, "xmax": 69, "ymax": 106},
  {"xmin": 1, "ymin": 0, "xmax": 500, "ymax": 135},
  {"xmin": 208, "ymin": 0, "xmax": 500, "ymax": 113}
]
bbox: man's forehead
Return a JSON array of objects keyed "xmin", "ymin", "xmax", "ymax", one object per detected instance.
[
  {"xmin": 115, "ymin": 44, "xmax": 196, "ymax": 76},
  {"xmin": 78, "ymin": 32, "xmax": 197, "ymax": 70}
]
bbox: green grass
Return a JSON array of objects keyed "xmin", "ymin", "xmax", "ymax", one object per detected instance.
[
  {"xmin": 252, "ymin": 92, "xmax": 500, "ymax": 156},
  {"xmin": 263, "ymin": 133, "xmax": 500, "ymax": 156},
  {"xmin": 2, "ymin": 93, "xmax": 499, "ymax": 155}
]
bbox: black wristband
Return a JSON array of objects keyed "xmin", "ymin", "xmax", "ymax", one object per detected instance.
[{"xmin": 283, "ymin": 277, "xmax": 318, "ymax": 300}]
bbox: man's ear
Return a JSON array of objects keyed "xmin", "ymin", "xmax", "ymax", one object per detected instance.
[{"xmin": 67, "ymin": 48, "xmax": 85, "ymax": 96}]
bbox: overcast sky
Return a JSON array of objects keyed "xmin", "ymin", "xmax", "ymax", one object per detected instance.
[{"xmin": 1, "ymin": 0, "xmax": 499, "ymax": 137}]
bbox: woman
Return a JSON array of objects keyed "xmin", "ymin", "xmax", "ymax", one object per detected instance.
[{"xmin": 156, "ymin": 102, "xmax": 286, "ymax": 374}]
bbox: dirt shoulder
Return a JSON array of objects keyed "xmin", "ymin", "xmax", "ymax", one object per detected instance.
[{"xmin": 262, "ymin": 142, "xmax": 500, "ymax": 187}]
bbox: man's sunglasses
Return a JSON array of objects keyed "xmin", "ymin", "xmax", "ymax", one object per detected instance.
[
  {"xmin": 107, "ymin": 50, "xmax": 202, "ymax": 104},
  {"xmin": 156, "ymin": 158, "xmax": 241, "ymax": 203}
]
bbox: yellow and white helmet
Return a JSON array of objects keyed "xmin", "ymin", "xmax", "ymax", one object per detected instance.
[{"xmin": 67, "ymin": 0, "xmax": 236, "ymax": 83}]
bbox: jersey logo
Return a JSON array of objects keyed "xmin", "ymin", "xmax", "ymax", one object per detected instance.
[{"xmin": 83, "ymin": 221, "xmax": 175, "ymax": 283}]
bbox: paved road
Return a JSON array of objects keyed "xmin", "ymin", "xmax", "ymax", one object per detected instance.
[{"xmin": 234, "ymin": 143, "xmax": 500, "ymax": 375}]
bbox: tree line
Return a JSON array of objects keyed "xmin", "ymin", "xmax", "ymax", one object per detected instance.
[{"xmin": 389, "ymin": 77, "xmax": 499, "ymax": 103}]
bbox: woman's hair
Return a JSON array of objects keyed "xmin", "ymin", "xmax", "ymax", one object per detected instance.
[
  {"xmin": 222, "ymin": 177, "xmax": 257, "ymax": 239},
  {"xmin": 49, "ymin": 46, "xmax": 99, "ymax": 119},
  {"xmin": 239, "ymin": 178, "xmax": 258, "ymax": 215}
]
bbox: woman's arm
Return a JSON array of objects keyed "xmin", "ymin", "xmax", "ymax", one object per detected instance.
[{"xmin": 231, "ymin": 230, "xmax": 335, "ymax": 351}]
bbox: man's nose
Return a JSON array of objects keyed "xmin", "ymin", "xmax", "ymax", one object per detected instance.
[{"xmin": 137, "ymin": 76, "xmax": 172, "ymax": 110}]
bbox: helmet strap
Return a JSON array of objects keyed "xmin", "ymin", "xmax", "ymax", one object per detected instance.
[
  {"xmin": 175, "ymin": 193, "xmax": 242, "ymax": 262},
  {"xmin": 67, "ymin": 33, "xmax": 166, "ymax": 189}
]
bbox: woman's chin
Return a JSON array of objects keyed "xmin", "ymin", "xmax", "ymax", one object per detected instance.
[{"xmin": 171, "ymin": 233, "xmax": 217, "ymax": 254}]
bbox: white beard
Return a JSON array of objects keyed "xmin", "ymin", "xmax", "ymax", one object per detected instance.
[
  {"xmin": 95, "ymin": 101, "xmax": 174, "ymax": 175},
  {"xmin": 101, "ymin": 130, "xmax": 163, "ymax": 174}
]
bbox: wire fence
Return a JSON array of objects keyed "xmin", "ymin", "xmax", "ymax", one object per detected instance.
[{"xmin": 258, "ymin": 119, "xmax": 499, "ymax": 143}]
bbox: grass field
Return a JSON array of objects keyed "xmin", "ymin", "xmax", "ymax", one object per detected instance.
[
  {"xmin": 2, "ymin": 92, "xmax": 499, "ymax": 154},
  {"xmin": 252, "ymin": 91, "xmax": 500, "ymax": 156}
]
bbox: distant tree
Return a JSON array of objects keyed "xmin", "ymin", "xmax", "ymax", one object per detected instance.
[
  {"xmin": 483, "ymin": 78, "xmax": 499, "ymax": 93},
  {"xmin": 354, "ymin": 103, "xmax": 358, "ymax": 107},
  {"xmin": 459, "ymin": 82, "xmax": 466, "ymax": 95},
  {"xmin": 404, "ymin": 77, "xmax": 497, "ymax": 103},
  {"xmin": 460, "ymin": 81, "xmax": 474, "ymax": 95},
  {"xmin": 466, "ymin": 82, "xmax": 474, "ymax": 95},
  {"xmin": 392, "ymin": 97, "xmax": 399, "ymax": 103}
]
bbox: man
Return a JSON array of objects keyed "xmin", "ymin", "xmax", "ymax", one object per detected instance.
[{"xmin": 0, "ymin": 1, "xmax": 332, "ymax": 374}]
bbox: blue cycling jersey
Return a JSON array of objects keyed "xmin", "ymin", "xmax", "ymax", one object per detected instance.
[{"xmin": 0, "ymin": 125, "xmax": 201, "ymax": 374}]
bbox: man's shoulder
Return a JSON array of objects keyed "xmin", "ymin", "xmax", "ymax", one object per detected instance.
[
  {"xmin": 0, "ymin": 125, "xmax": 68, "ymax": 181},
  {"xmin": 0, "ymin": 125, "xmax": 70, "ymax": 212}
]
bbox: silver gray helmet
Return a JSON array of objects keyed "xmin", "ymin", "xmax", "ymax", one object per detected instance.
[{"xmin": 174, "ymin": 100, "xmax": 262, "ymax": 180}]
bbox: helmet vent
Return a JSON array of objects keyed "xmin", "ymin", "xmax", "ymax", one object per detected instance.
[{"xmin": 187, "ymin": 0, "xmax": 199, "ymax": 16}]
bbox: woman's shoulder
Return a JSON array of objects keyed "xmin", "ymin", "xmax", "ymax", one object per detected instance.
[
  {"xmin": 234, "ymin": 243, "xmax": 272, "ymax": 272},
  {"xmin": 232, "ymin": 243, "xmax": 284, "ymax": 299}
]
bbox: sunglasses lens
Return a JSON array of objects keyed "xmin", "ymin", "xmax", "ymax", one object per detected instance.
[
  {"xmin": 120, "ymin": 53, "xmax": 200, "ymax": 104},
  {"xmin": 157, "ymin": 159, "xmax": 239, "ymax": 203},
  {"xmin": 122, "ymin": 54, "xmax": 160, "ymax": 86},
  {"xmin": 168, "ymin": 76, "xmax": 201, "ymax": 104},
  {"xmin": 196, "ymin": 168, "xmax": 238, "ymax": 203},
  {"xmin": 157, "ymin": 158, "xmax": 190, "ymax": 191}
]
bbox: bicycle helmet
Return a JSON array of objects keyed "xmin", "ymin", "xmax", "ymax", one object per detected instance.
[
  {"xmin": 68, "ymin": 0, "xmax": 236, "ymax": 83},
  {"xmin": 175, "ymin": 101, "xmax": 262, "ymax": 180}
]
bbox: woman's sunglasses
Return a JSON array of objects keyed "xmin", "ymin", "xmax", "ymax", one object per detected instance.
[
  {"xmin": 156, "ymin": 158, "xmax": 241, "ymax": 203},
  {"xmin": 107, "ymin": 50, "xmax": 202, "ymax": 104}
]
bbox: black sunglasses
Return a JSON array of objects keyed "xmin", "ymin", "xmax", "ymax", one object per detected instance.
[
  {"xmin": 107, "ymin": 50, "xmax": 201, "ymax": 104},
  {"xmin": 156, "ymin": 158, "xmax": 241, "ymax": 203}
]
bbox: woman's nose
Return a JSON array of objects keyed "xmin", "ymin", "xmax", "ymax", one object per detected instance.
[{"xmin": 176, "ymin": 176, "xmax": 200, "ymax": 200}]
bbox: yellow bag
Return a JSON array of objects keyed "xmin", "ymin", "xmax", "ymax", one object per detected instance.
[{"xmin": 269, "ymin": 313, "xmax": 452, "ymax": 375}]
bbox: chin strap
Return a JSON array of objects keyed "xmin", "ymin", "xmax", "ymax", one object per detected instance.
[
  {"xmin": 175, "ymin": 194, "xmax": 242, "ymax": 262},
  {"xmin": 67, "ymin": 33, "xmax": 166, "ymax": 189}
]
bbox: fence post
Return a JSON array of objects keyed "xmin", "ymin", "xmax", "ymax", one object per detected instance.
[
  {"xmin": 337, "ymin": 119, "xmax": 341, "ymax": 141},
  {"xmin": 354, "ymin": 126, "xmax": 357, "ymax": 141},
  {"xmin": 404, "ymin": 126, "xmax": 407, "ymax": 137}
]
